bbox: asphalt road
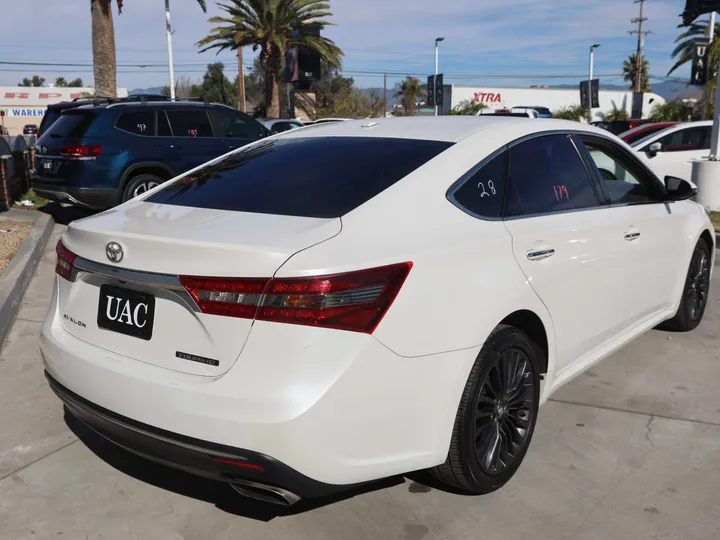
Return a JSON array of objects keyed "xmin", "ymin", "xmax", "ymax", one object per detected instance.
[{"xmin": 1, "ymin": 225, "xmax": 719, "ymax": 540}]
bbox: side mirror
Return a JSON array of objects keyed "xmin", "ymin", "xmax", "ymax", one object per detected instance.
[
  {"xmin": 665, "ymin": 176, "xmax": 697, "ymax": 201},
  {"xmin": 647, "ymin": 141, "xmax": 662, "ymax": 157}
]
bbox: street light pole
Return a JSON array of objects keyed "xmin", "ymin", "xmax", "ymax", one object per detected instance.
[
  {"xmin": 165, "ymin": 0, "xmax": 176, "ymax": 100},
  {"xmin": 434, "ymin": 37, "xmax": 445, "ymax": 116},
  {"xmin": 588, "ymin": 43, "xmax": 600, "ymax": 122}
]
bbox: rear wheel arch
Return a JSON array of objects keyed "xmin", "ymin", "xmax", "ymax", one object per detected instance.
[
  {"xmin": 499, "ymin": 310, "xmax": 549, "ymax": 375},
  {"xmin": 121, "ymin": 163, "xmax": 174, "ymax": 190}
]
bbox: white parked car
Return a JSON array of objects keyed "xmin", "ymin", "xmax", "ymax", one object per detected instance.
[
  {"xmin": 632, "ymin": 120, "xmax": 712, "ymax": 181},
  {"xmin": 41, "ymin": 117, "xmax": 714, "ymax": 505},
  {"xmin": 259, "ymin": 118, "xmax": 305, "ymax": 134}
]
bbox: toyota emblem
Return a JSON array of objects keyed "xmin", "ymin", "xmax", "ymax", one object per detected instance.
[
  {"xmin": 42, "ymin": 146, "xmax": 47, "ymax": 154},
  {"xmin": 105, "ymin": 242, "xmax": 123, "ymax": 263}
]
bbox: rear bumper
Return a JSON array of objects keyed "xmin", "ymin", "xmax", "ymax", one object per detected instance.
[
  {"xmin": 45, "ymin": 371, "xmax": 342, "ymax": 499},
  {"xmin": 40, "ymin": 278, "xmax": 474, "ymax": 487},
  {"xmin": 31, "ymin": 179, "xmax": 119, "ymax": 209}
]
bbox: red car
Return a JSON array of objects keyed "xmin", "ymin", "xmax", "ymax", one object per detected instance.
[{"xmin": 618, "ymin": 122, "xmax": 678, "ymax": 145}]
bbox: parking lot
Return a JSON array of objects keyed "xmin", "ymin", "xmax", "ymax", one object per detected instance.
[{"xmin": 1, "ymin": 224, "xmax": 719, "ymax": 540}]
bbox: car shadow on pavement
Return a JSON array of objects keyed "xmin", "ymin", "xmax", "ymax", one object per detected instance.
[
  {"xmin": 39, "ymin": 202, "xmax": 98, "ymax": 226},
  {"xmin": 64, "ymin": 408, "xmax": 406, "ymax": 521}
]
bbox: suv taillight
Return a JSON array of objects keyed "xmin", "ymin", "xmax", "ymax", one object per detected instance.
[
  {"xmin": 60, "ymin": 145, "xmax": 102, "ymax": 159},
  {"xmin": 180, "ymin": 262, "xmax": 412, "ymax": 333},
  {"xmin": 55, "ymin": 240, "xmax": 77, "ymax": 280}
]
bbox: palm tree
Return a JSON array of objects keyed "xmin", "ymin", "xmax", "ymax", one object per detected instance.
[
  {"xmin": 649, "ymin": 100, "xmax": 692, "ymax": 122},
  {"xmin": 197, "ymin": 0, "xmax": 343, "ymax": 119},
  {"xmin": 448, "ymin": 99, "xmax": 487, "ymax": 115},
  {"xmin": 553, "ymin": 105, "xmax": 588, "ymax": 121},
  {"xmin": 601, "ymin": 107, "xmax": 630, "ymax": 122},
  {"xmin": 393, "ymin": 76, "xmax": 425, "ymax": 116},
  {"xmin": 668, "ymin": 16, "xmax": 716, "ymax": 75},
  {"xmin": 91, "ymin": 0, "xmax": 206, "ymax": 98},
  {"xmin": 622, "ymin": 54, "xmax": 651, "ymax": 92}
]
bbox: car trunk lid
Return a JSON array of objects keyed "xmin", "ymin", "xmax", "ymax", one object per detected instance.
[{"xmin": 57, "ymin": 202, "xmax": 341, "ymax": 376}]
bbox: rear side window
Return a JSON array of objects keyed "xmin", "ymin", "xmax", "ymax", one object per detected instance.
[
  {"xmin": 270, "ymin": 121, "xmax": 302, "ymax": 134},
  {"xmin": 116, "ymin": 111, "xmax": 155, "ymax": 136},
  {"xmin": 505, "ymin": 135, "xmax": 598, "ymax": 217},
  {"xmin": 42, "ymin": 111, "xmax": 94, "ymax": 138},
  {"xmin": 166, "ymin": 110, "xmax": 213, "ymax": 137},
  {"xmin": 146, "ymin": 137, "xmax": 452, "ymax": 218},
  {"xmin": 39, "ymin": 108, "xmax": 62, "ymax": 134},
  {"xmin": 209, "ymin": 110, "xmax": 265, "ymax": 139},
  {"xmin": 158, "ymin": 111, "xmax": 172, "ymax": 136},
  {"xmin": 450, "ymin": 152, "xmax": 506, "ymax": 218}
]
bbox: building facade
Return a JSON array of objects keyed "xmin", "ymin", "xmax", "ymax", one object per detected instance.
[
  {"xmin": 0, "ymin": 86, "xmax": 129, "ymax": 135},
  {"xmin": 442, "ymin": 85, "xmax": 665, "ymax": 121}
]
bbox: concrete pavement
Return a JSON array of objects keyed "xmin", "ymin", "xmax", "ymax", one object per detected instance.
[{"xmin": 1, "ymin": 225, "xmax": 719, "ymax": 540}]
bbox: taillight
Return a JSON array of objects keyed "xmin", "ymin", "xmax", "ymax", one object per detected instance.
[
  {"xmin": 60, "ymin": 145, "xmax": 102, "ymax": 159},
  {"xmin": 180, "ymin": 262, "xmax": 412, "ymax": 334},
  {"xmin": 55, "ymin": 240, "xmax": 77, "ymax": 280},
  {"xmin": 178, "ymin": 277, "xmax": 268, "ymax": 319}
]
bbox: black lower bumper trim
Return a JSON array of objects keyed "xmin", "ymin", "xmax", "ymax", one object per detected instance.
[
  {"xmin": 31, "ymin": 181, "xmax": 119, "ymax": 209},
  {"xmin": 45, "ymin": 371, "xmax": 350, "ymax": 499}
]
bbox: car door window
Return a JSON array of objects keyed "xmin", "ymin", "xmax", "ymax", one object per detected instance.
[
  {"xmin": 270, "ymin": 121, "xmax": 302, "ymax": 134},
  {"xmin": 449, "ymin": 151, "xmax": 506, "ymax": 218},
  {"xmin": 157, "ymin": 111, "xmax": 172, "ymax": 137},
  {"xmin": 505, "ymin": 135, "xmax": 599, "ymax": 217},
  {"xmin": 209, "ymin": 110, "xmax": 264, "ymax": 139},
  {"xmin": 166, "ymin": 110, "xmax": 213, "ymax": 138},
  {"xmin": 659, "ymin": 127, "xmax": 710, "ymax": 152},
  {"xmin": 115, "ymin": 111, "xmax": 155, "ymax": 136},
  {"xmin": 577, "ymin": 135, "xmax": 664, "ymax": 205}
]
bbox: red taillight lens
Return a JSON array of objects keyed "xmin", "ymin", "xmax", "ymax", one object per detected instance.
[
  {"xmin": 60, "ymin": 145, "xmax": 102, "ymax": 159},
  {"xmin": 178, "ymin": 276, "xmax": 269, "ymax": 319},
  {"xmin": 180, "ymin": 262, "xmax": 412, "ymax": 334},
  {"xmin": 55, "ymin": 240, "xmax": 77, "ymax": 280}
]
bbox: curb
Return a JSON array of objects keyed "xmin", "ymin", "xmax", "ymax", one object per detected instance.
[{"xmin": 0, "ymin": 213, "xmax": 54, "ymax": 345}]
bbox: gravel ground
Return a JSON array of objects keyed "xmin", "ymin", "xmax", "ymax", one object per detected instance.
[{"xmin": 0, "ymin": 221, "xmax": 34, "ymax": 275}]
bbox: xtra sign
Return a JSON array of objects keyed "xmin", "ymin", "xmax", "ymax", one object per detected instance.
[
  {"xmin": 472, "ymin": 92, "xmax": 503, "ymax": 104},
  {"xmin": 0, "ymin": 108, "xmax": 45, "ymax": 117}
]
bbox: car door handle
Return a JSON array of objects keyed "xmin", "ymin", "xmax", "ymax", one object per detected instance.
[
  {"xmin": 526, "ymin": 247, "xmax": 555, "ymax": 261},
  {"xmin": 624, "ymin": 231, "xmax": 641, "ymax": 241},
  {"xmin": 169, "ymin": 144, "xmax": 182, "ymax": 150}
]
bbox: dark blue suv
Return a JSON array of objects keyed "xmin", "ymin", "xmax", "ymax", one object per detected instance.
[{"xmin": 32, "ymin": 98, "xmax": 269, "ymax": 209}]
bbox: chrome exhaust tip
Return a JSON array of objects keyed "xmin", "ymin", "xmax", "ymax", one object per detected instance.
[{"xmin": 229, "ymin": 479, "xmax": 301, "ymax": 506}]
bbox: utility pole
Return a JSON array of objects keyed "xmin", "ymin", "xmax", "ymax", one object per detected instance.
[
  {"xmin": 383, "ymin": 73, "xmax": 387, "ymax": 118},
  {"xmin": 165, "ymin": 0, "xmax": 176, "ymax": 100},
  {"xmin": 628, "ymin": 0, "xmax": 651, "ymax": 93}
]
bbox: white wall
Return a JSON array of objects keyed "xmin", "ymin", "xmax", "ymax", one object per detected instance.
[{"xmin": 446, "ymin": 85, "xmax": 665, "ymax": 121}]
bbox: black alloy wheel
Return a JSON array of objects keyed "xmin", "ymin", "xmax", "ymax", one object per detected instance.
[
  {"xmin": 685, "ymin": 246, "xmax": 710, "ymax": 323},
  {"xmin": 662, "ymin": 239, "xmax": 711, "ymax": 332},
  {"xmin": 430, "ymin": 325, "xmax": 541, "ymax": 494},
  {"xmin": 474, "ymin": 348, "xmax": 536, "ymax": 475}
]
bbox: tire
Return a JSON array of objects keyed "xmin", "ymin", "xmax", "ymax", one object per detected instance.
[
  {"xmin": 122, "ymin": 174, "xmax": 164, "ymax": 202},
  {"xmin": 429, "ymin": 324, "xmax": 541, "ymax": 494},
  {"xmin": 662, "ymin": 239, "xmax": 711, "ymax": 332}
]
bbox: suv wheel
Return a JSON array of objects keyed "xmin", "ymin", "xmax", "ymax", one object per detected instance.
[
  {"xmin": 429, "ymin": 324, "xmax": 540, "ymax": 494},
  {"xmin": 123, "ymin": 174, "xmax": 163, "ymax": 202}
]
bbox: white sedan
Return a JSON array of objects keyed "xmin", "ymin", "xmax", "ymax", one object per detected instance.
[
  {"xmin": 41, "ymin": 117, "xmax": 714, "ymax": 505},
  {"xmin": 632, "ymin": 120, "xmax": 712, "ymax": 181}
]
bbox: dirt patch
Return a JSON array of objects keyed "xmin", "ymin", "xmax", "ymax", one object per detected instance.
[{"xmin": 0, "ymin": 221, "xmax": 34, "ymax": 275}]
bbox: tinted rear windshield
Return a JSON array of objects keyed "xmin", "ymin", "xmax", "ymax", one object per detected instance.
[
  {"xmin": 43, "ymin": 111, "xmax": 95, "ymax": 138},
  {"xmin": 39, "ymin": 108, "xmax": 63, "ymax": 133},
  {"xmin": 146, "ymin": 137, "xmax": 452, "ymax": 218}
]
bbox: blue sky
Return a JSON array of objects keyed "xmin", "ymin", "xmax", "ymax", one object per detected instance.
[{"xmin": 0, "ymin": 0, "xmax": 700, "ymax": 91}]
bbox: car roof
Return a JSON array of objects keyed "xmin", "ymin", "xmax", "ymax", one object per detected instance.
[{"xmin": 275, "ymin": 116, "xmax": 609, "ymax": 143}]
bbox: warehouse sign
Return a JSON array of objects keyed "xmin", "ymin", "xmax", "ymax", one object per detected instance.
[{"xmin": 0, "ymin": 108, "xmax": 45, "ymax": 117}]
